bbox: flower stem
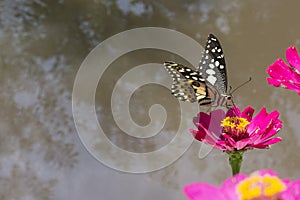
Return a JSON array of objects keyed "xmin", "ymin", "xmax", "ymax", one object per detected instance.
[{"xmin": 227, "ymin": 150, "xmax": 245, "ymax": 175}]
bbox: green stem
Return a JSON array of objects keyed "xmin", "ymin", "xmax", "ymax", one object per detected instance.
[{"xmin": 227, "ymin": 150, "xmax": 245, "ymax": 176}]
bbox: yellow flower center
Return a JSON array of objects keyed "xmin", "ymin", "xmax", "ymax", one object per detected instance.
[
  {"xmin": 237, "ymin": 175, "xmax": 286, "ymax": 200},
  {"xmin": 221, "ymin": 117, "xmax": 250, "ymax": 131}
]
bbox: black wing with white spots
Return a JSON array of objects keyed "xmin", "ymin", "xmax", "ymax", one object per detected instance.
[
  {"xmin": 198, "ymin": 34, "xmax": 228, "ymax": 94},
  {"xmin": 164, "ymin": 61, "xmax": 212, "ymax": 104}
]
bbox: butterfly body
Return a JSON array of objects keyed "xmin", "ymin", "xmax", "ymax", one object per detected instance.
[{"xmin": 164, "ymin": 34, "xmax": 233, "ymax": 108}]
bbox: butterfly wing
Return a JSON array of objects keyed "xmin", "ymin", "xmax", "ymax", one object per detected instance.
[
  {"xmin": 198, "ymin": 34, "xmax": 228, "ymax": 94},
  {"xmin": 164, "ymin": 61, "xmax": 211, "ymax": 104}
]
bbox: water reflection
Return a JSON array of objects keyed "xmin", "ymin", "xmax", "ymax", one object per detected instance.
[{"xmin": 1, "ymin": 0, "xmax": 300, "ymax": 199}]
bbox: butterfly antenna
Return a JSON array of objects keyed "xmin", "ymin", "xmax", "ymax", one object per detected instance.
[{"xmin": 231, "ymin": 77, "xmax": 252, "ymax": 94}]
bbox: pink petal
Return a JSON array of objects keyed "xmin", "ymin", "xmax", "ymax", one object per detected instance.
[
  {"xmin": 247, "ymin": 107, "xmax": 268, "ymax": 133},
  {"xmin": 241, "ymin": 106, "xmax": 255, "ymax": 121},
  {"xmin": 221, "ymin": 174, "xmax": 248, "ymax": 200},
  {"xmin": 206, "ymin": 110, "xmax": 225, "ymax": 137},
  {"xmin": 258, "ymin": 110, "xmax": 280, "ymax": 133},
  {"xmin": 235, "ymin": 140, "xmax": 250, "ymax": 150},
  {"xmin": 280, "ymin": 81, "xmax": 300, "ymax": 94},
  {"xmin": 222, "ymin": 133, "xmax": 236, "ymax": 147},
  {"xmin": 241, "ymin": 133, "xmax": 261, "ymax": 147},
  {"xmin": 286, "ymin": 46, "xmax": 300, "ymax": 73},
  {"xmin": 251, "ymin": 137, "xmax": 282, "ymax": 148},
  {"xmin": 281, "ymin": 179, "xmax": 300, "ymax": 199},
  {"xmin": 267, "ymin": 77, "xmax": 282, "ymax": 87},
  {"xmin": 248, "ymin": 108, "xmax": 280, "ymax": 134},
  {"xmin": 217, "ymin": 142, "xmax": 234, "ymax": 151},
  {"xmin": 226, "ymin": 106, "xmax": 241, "ymax": 117},
  {"xmin": 193, "ymin": 109, "xmax": 225, "ymax": 136},
  {"xmin": 266, "ymin": 47, "xmax": 300, "ymax": 95},
  {"xmin": 193, "ymin": 112, "xmax": 210, "ymax": 129},
  {"xmin": 190, "ymin": 128, "xmax": 218, "ymax": 145},
  {"xmin": 184, "ymin": 183, "xmax": 227, "ymax": 200},
  {"xmin": 190, "ymin": 126, "xmax": 224, "ymax": 150},
  {"xmin": 259, "ymin": 121, "xmax": 282, "ymax": 142},
  {"xmin": 267, "ymin": 75, "xmax": 300, "ymax": 95},
  {"xmin": 267, "ymin": 59, "xmax": 294, "ymax": 80}
]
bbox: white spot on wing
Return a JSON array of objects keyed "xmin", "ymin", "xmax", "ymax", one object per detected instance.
[
  {"xmin": 207, "ymin": 75, "xmax": 217, "ymax": 85},
  {"xmin": 206, "ymin": 69, "xmax": 216, "ymax": 75},
  {"xmin": 209, "ymin": 64, "xmax": 215, "ymax": 68}
]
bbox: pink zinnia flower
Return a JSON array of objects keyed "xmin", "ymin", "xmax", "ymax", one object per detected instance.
[
  {"xmin": 266, "ymin": 46, "xmax": 300, "ymax": 95},
  {"xmin": 190, "ymin": 106, "xmax": 282, "ymax": 151},
  {"xmin": 184, "ymin": 169, "xmax": 300, "ymax": 200}
]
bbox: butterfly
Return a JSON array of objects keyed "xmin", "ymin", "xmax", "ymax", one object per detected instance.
[{"xmin": 164, "ymin": 34, "xmax": 233, "ymax": 107}]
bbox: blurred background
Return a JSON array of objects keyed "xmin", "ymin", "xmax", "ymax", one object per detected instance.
[{"xmin": 1, "ymin": 0, "xmax": 300, "ymax": 199}]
